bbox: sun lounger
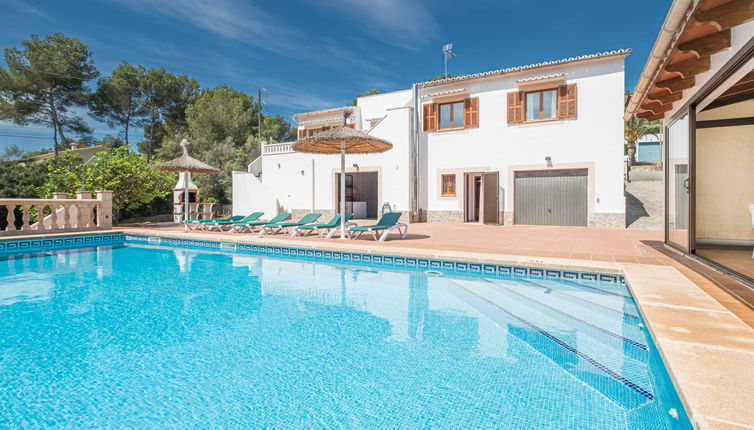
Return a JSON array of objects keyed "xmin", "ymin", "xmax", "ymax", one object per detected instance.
[
  {"xmin": 290, "ymin": 213, "xmax": 355, "ymax": 238},
  {"xmin": 260, "ymin": 213, "xmax": 322, "ymax": 235},
  {"xmin": 230, "ymin": 212, "xmax": 292, "ymax": 233},
  {"xmin": 183, "ymin": 215, "xmax": 245, "ymax": 231},
  {"xmin": 348, "ymin": 212, "xmax": 408, "ymax": 241},
  {"xmin": 205, "ymin": 212, "xmax": 264, "ymax": 232}
]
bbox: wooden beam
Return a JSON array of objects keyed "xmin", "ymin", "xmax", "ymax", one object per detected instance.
[
  {"xmin": 697, "ymin": 117, "xmax": 754, "ymax": 129},
  {"xmin": 640, "ymin": 101, "xmax": 674, "ymax": 114},
  {"xmin": 645, "ymin": 113, "xmax": 666, "ymax": 121},
  {"xmin": 677, "ymin": 29, "xmax": 731, "ymax": 58},
  {"xmin": 695, "ymin": 0, "xmax": 754, "ymax": 31},
  {"xmin": 655, "ymin": 76, "xmax": 695, "ymax": 92},
  {"xmin": 647, "ymin": 91, "xmax": 683, "ymax": 105},
  {"xmin": 636, "ymin": 111, "xmax": 665, "ymax": 121},
  {"xmin": 665, "ymin": 56, "xmax": 711, "ymax": 78}
]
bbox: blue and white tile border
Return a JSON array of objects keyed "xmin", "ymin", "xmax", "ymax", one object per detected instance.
[
  {"xmin": 123, "ymin": 233, "xmax": 625, "ymax": 285},
  {"xmin": 0, "ymin": 232, "xmax": 626, "ymax": 285},
  {"xmin": 0, "ymin": 232, "xmax": 125, "ymax": 254}
]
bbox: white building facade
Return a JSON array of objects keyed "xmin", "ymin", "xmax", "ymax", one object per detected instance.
[{"xmin": 234, "ymin": 50, "xmax": 629, "ymax": 228}]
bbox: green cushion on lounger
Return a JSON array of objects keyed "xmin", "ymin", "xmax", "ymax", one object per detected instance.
[
  {"xmin": 235, "ymin": 212, "xmax": 291, "ymax": 227},
  {"xmin": 185, "ymin": 215, "xmax": 244, "ymax": 224},
  {"xmin": 265, "ymin": 212, "xmax": 321, "ymax": 228},
  {"xmin": 349, "ymin": 212, "xmax": 402, "ymax": 232},
  {"xmin": 297, "ymin": 213, "xmax": 352, "ymax": 230},
  {"xmin": 205, "ymin": 212, "xmax": 263, "ymax": 225}
]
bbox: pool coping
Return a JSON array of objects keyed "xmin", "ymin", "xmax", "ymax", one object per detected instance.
[{"xmin": 4, "ymin": 229, "xmax": 754, "ymax": 429}]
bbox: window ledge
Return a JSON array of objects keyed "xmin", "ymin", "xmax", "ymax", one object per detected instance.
[
  {"xmin": 516, "ymin": 118, "xmax": 567, "ymax": 127},
  {"xmin": 429, "ymin": 127, "xmax": 473, "ymax": 134}
]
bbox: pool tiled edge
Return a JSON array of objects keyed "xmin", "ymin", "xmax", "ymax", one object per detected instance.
[
  {"xmin": 120, "ymin": 232, "xmax": 625, "ymax": 284},
  {"xmin": 0, "ymin": 231, "xmax": 125, "ymax": 254}
]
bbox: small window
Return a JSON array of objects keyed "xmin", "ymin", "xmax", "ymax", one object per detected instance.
[
  {"xmin": 439, "ymin": 101, "xmax": 465, "ymax": 129},
  {"xmin": 441, "ymin": 174, "xmax": 456, "ymax": 197},
  {"xmin": 525, "ymin": 89, "xmax": 557, "ymax": 121}
]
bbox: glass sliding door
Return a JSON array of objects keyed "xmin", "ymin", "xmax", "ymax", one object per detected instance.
[
  {"xmin": 666, "ymin": 114, "xmax": 691, "ymax": 250},
  {"xmin": 693, "ymin": 64, "xmax": 754, "ymax": 281}
]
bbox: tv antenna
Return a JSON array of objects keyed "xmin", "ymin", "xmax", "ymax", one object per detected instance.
[{"xmin": 442, "ymin": 43, "xmax": 456, "ymax": 78}]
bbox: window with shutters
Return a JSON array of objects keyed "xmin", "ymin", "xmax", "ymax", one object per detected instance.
[
  {"xmin": 525, "ymin": 89, "xmax": 558, "ymax": 121},
  {"xmin": 507, "ymin": 84, "xmax": 577, "ymax": 124},
  {"xmin": 441, "ymin": 174, "xmax": 456, "ymax": 197},
  {"xmin": 439, "ymin": 101, "xmax": 465, "ymax": 129},
  {"xmin": 424, "ymin": 97, "xmax": 479, "ymax": 131}
]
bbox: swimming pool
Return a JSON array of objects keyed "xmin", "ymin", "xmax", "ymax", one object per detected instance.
[{"xmin": 0, "ymin": 236, "xmax": 691, "ymax": 428}]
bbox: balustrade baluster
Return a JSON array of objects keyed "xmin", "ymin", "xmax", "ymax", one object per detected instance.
[
  {"xmin": 20, "ymin": 205, "xmax": 31, "ymax": 231},
  {"xmin": 61, "ymin": 204, "xmax": 71, "ymax": 229},
  {"xmin": 49, "ymin": 205, "xmax": 58, "ymax": 230},
  {"xmin": 33, "ymin": 205, "xmax": 46, "ymax": 230},
  {"xmin": 5, "ymin": 205, "xmax": 16, "ymax": 231}
]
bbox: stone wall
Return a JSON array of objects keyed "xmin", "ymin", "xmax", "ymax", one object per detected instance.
[
  {"xmin": 588, "ymin": 213, "xmax": 626, "ymax": 229},
  {"xmin": 427, "ymin": 210, "xmax": 464, "ymax": 223}
]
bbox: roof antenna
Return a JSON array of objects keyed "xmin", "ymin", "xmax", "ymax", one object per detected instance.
[{"xmin": 442, "ymin": 43, "xmax": 456, "ymax": 78}]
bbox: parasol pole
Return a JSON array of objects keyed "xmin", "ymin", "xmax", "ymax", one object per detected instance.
[
  {"xmin": 340, "ymin": 139, "xmax": 346, "ymax": 239},
  {"xmin": 184, "ymin": 171, "xmax": 189, "ymax": 222}
]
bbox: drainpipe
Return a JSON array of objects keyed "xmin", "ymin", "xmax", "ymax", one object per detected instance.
[
  {"xmin": 624, "ymin": 0, "xmax": 695, "ymax": 120},
  {"xmin": 410, "ymin": 83, "xmax": 420, "ymax": 222}
]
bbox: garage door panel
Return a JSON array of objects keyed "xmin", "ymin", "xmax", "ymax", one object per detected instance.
[{"xmin": 514, "ymin": 169, "xmax": 587, "ymax": 226}]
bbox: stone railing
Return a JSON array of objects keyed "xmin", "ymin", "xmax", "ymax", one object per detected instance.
[
  {"xmin": 262, "ymin": 142, "xmax": 294, "ymax": 155},
  {"xmin": 0, "ymin": 191, "xmax": 113, "ymax": 236}
]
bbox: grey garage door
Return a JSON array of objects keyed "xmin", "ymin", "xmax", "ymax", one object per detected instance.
[{"xmin": 514, "ymin": 169, "xmax": 588, "ymax": 226}]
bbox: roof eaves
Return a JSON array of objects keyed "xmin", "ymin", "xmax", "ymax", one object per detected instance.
[{"xmin": 417, "ymin": 49, "xmax": 632, "ymax": 88}]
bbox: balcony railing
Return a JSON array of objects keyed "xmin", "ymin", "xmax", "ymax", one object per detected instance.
[
  {"xmin": 0, "ymin": 191, "xmax": 113, "ymax": 236},
  {"xmin": 262, "ymin": 142, "xmax": 294, "ymax": 155}
]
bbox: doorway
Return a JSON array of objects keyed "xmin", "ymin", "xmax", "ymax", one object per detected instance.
[
  {"xmin": 464, "ymin": 172, "xmax": 500, "ymax": 224},
  {"xmin": 335, "ymin": 171, "xmax": 378, "ymax": 219}
]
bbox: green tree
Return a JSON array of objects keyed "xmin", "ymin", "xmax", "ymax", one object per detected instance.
[
  {"xmin": 0, "ymin": 144, "xmax": 26, "ymax": 161},
  {"xmin": 352, "ymin": 88, "xmax": 378, "ymax": 105},
  {"xmin": 426, "ymin": 73, "xmax": 459, "ymax": 82},
  {"xmin": 139, "ymin": 68, "xmax": 200, "ymax": 161},
  {"xmin": 185, "ymin": 85, "xmax": 255, "ymax": 144},
  {"xmin": 0, "ymin": 33, "xmax": 98, "ymax": 156},
  {"xmin": 0, "ymin": 158, "xmax": 49, "ymax": 197},
  {"xmin": 625, "ymin": 116, "xmax": 661, "ymax": 165},
  {"xmin": 262, "ymin": 114, "xmax": 296, "ymax": 142},
  {"xmin": 38, "ymin": 146, "xmax": 173, "ymax": 219},
  {"xmin": 89, "ymin": 62, "xmax": 147, "ymax": 147}
]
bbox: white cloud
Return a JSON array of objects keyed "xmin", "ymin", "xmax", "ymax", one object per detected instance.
[
  {"xmin": 107, "ymin": 0, "xmax": 392, "ymax": 80},
  {"xmin": 319, "ymin": 0, "xmax": 438, "ymax": 49}
]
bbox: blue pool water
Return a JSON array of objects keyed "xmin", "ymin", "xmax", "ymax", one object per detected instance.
[{"xmin": 0, "ymin": 242, "xmax": 691, "ymax": 429}]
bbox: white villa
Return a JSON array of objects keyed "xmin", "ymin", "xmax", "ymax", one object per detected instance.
[{"xmin": 233, "ymin": 49, "xmax": 630, "ymax": 228}]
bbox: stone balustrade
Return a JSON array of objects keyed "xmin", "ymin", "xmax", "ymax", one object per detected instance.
[
  {"xmin": 0, "ymin": 191, "xmax": 113, "ymax": 236},
  {"xmin": 262, "ymin": 142, "xmax": 294, "ymax": 155}
]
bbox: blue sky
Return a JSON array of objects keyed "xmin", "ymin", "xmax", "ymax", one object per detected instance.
[{"xmin": 0, "ymin": 0, "xmax": 672, "ymax": 152}]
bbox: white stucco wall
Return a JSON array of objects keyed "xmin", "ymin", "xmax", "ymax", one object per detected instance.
[
  {"xmin": 233, "ymin": 54, "xmax": 627, "ymax": 226},
  {"xmin": 255, "ymin": 106, "xmax": 412, "ymax": 216},
  {"xmin": 356, "ymin": 89, "xmax": 412, "ymax": 130},
  {"xmin": 422, "ymin": 56, "xmax": 626, "ymax": 220}
]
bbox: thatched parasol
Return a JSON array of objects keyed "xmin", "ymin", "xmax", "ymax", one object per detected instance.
[
  {"xmin": 293, "ymin": 126, "xmax": 392, "ymax": 239},
  {"xmin": 153, "ymin": 139, "xmax": 220, "ymax": 222}
]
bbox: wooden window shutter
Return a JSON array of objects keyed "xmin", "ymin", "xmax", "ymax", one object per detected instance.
[
  {"xmin": 507, "ymin": 91, "xmax": 525, "ymax": 124},
  {"xmin": 557, "ymin": 84, "xmax": 577, "ymax": 118},
  {"xmin": 298, "ymin": 129, "xmax": 306, "ymax": 139},
  {"xmin": 423, "ymin": 103, "xmax": 438, "ymax": 131},
  {"xmin": 464, "ymin": 97, "xmax": 479, "ymax": 128}
]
